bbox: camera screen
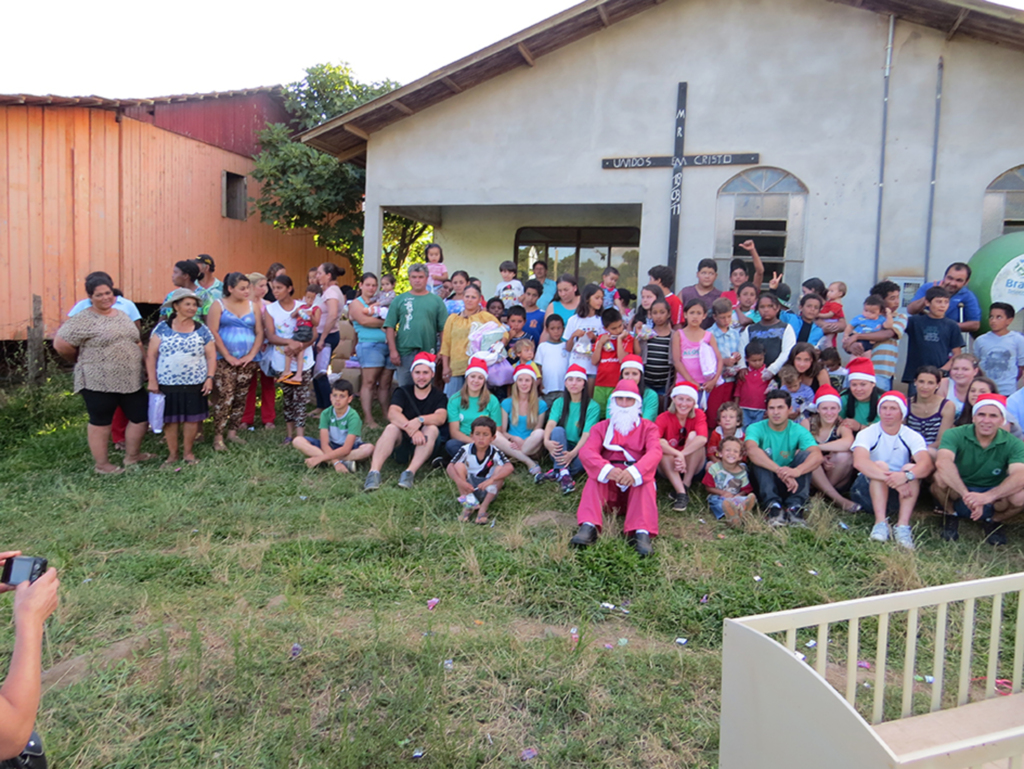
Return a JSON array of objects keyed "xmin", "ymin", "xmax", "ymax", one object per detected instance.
[{"xmin": 8, "ymin": 558, "xmax": 34, "ymax": 585}]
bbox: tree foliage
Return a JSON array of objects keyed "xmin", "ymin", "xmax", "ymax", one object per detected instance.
[{"xmin": 250, "ymin": 63, "xmax": 431, "ymax": 275}]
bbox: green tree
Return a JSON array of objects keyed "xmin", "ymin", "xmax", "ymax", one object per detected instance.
[{"xmin": 251, "ymin": 63, "xmax": 430, "ymax": 274}]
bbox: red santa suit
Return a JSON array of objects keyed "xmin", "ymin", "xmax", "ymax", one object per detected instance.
[{"xmin": 576, "ymin": 380, "xmax": 663, "ymax": 535}]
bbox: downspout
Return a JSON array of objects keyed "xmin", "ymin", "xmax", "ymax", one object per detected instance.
[
  {"xmin": 872, "ymin": 14, "xmax": 895, "ymax": 283},
  {"xmin": 923, "ymin": 57, "xmax": 944, "ymax": 282}
]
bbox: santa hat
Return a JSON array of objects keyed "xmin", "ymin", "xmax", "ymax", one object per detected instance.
[
  {"xmin": 815, "ymin": 385, "xmax": 842, "ymax": 408},
  {"xmin": 465, "ymin": 357, "xmax": 488, "ymax": 379},
  {"xmin": 411, "ymin": 352, "xmax": 436, "ymax": 373},
  {"xmin": 670, "ymin": 382, "xmax": 700, "ymax": 402},
  {"xmin": 974, "ymin": 393, "xmax": 1008, "ymax": 421},
  {"xmin": 847, "ymin": 357, "xmax": 876, "ymax": 384},
  {"xmin": 610, "ymin": 378, "xmax": 642, "ymax": 403},
  {"xmin": 513, "ymin": 363, "xmax": 537, "ymax": 381},
  {"xmin": 564, "ymin": 364, "xmax": 589, "ymax": 382},
  {"xmin": 619, "ymin": 354, "xmax": 644, "ymax": 374},
  {"xmin": 878, "ymin": 390, "xmax": 908, "ymax": 418}
]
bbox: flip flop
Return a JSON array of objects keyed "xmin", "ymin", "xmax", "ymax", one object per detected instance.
[
  {"xmin": 474, "ymin": 513, "xmax": 490, "ymax": 525},
  {"xmin": 161, "ymin": 459, "xmax": 179, "ymax": 470},
  {"xmin": 95, "ymin": 466, "xmax": 124, "ymax": 475},
  {"xmin": 183, "ymin": 457, "xmax": 200, "ymax": 466}
]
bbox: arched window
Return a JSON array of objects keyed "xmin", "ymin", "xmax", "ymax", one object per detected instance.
[
  {"xmin": 716, "ymin": 167, "xmax": 808, "ymax": 287},
  {"xmin": 983, "ymin": 166, "xmax": 1024, "ymax": 244}
]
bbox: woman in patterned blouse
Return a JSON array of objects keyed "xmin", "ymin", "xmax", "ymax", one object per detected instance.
[{"xmin": 146, "ymin": 288, "xmax": 217, "ymax": 468}]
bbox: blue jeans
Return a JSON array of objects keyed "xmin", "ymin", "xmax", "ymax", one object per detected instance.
[
  {"xmin": 742, "ymin": 408, "xmax": 765, "ymax": 428},
  {"xmin": 850, "ymin": 473, "xmax": 900, "ymax": 517},
  {"xmin": 445, "ymin": 437, "xmax": 467, "ymax": 458},
  {"xmin": 708, "ymin": 495, "xmax": 750, "ymax": 520},
  {"xmin": 951, "ymin": 485, "xmax": 997, "ymax": 521},
  {"xmin": 444, "ymin": 376, "xmax": 465, "ymax": 397},
  {"xmin": 312, "ymin": 331, "xmax": 340, "ymax": 409},
  {"xmin": 394, "ymin": 352, "xmax": 422, "ymax": 388},
  {"xmin": 875, "ymin": 375, "xmax": 893, "ymax": 392},
  {"xmin": 549, "ymin": 426, "xmax": 583, "ymax": 475},
  {"xmin": 750, "ymin": 450, "xmax": 811, "ymax": 509}
]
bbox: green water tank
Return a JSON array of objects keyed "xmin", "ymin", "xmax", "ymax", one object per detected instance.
[{"xmin": 967, "ymin": 232, "xmax": 1024, "ymax": 335}]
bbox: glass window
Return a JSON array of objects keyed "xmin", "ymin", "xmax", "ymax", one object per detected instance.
[
  {"xmin": 984, "ymin": 167, "xmax": 1024, "ymax": 244},
  {"xmin": 514, "ymin": 227, "xmax": 640, "ymax": 296}
]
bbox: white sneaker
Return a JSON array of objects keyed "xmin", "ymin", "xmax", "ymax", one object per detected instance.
[
  {"xmin": 894, "ymin": 525, "xmax": 915, "ymax": 550},
  {"xmin": 870, "ymin": 522, "xmax": 890, "ymax": 542}
]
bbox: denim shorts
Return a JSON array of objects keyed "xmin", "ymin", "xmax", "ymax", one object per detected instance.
[
  {"xmin": 305, "ymin": 437, "xmax": 363, "ymax": 450},
  {"xmin": 356, "ymin": 341, "xmax": 394, "ymax": 370}
]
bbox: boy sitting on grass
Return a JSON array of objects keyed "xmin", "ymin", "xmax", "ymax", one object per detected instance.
[
  {"xmin": 448, "ymin": 416, "xmax": 514, "ymax": 524},
  {"xmin": 291, "ymin": 379, "xmax": 374, "ymax": 472},
  {"xmin": 702, "ymin": 435, "xmax": 757, "ymax": 527}
]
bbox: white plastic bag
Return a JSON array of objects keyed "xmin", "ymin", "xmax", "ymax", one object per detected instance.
[{"xmin": 148, "ymin": 392, "xmax": 166, "ymax": 434}]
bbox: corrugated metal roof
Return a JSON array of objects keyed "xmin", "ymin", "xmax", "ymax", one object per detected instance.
[
  {"xmin": 297, "ymin": 0, "xmax": 1024, "ymax": 162},
  {"xmin": 0, "ymin": 85, "xmax": 283, "ymax": 110}
]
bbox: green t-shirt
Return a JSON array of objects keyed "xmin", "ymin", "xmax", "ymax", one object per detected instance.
[
  {"xmin": 319, "ymin": 406, "xmax": 362, "ymax": 447},
  {"xmin": 840, "ymin": 393, "xmax": 880, "ymax": 427},
  {"xmin": 745, "ymin": 419, "xmax": 816, "ymax": 468},
  {"xmin": 447, "ymin": 392, "xmax": 501, "ymax": 434},
  {"xmin": 547, "ymin": 397, "xmax": 602, "ymax": 446},
  {"xmin": 939, "ymin": 424, "xmax": 1024, "ymax": 488},
  {"xmin": 642, "ymin": 387, "xmax": 659, "ymax": 422},
  {"xmin": 384, "ymin": 291, "xmax": 448, "ymax": 356}
]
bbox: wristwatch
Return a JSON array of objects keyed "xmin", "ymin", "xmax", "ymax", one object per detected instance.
[
  {"xmin": 904, "ymin": 470, "xmax": 915, "ymax": 482},
  {"xmin": 418, "ymin": 416, "xmax": 425, "ymax": 426}
]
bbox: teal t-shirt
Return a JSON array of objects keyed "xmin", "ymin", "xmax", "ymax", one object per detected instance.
[
  {"xmin": 746, "ymin": 419, "xmax": 816, "ymax": 467},
  {"xmin": 501, "ymin": 397, "xmax": 549, "ymax": 439},
  {"xmin": 840, "ymin": 393, "xmax": 880, "ymax": 427},
  {"xmin": 384, "ymin": 291, "xmax": 448, "ymax": 355},
  {"xmin": 547, "ymin": 397, "xmax": 602, "ymax": 445},
  {"xmin": 642, "ymin": 387, "xmax": 659, "ymax": 422},
  {"xmin": 447, "ymin": 392, "xmax": 501, "ymax": 434},
  {"xmin": 319, "ymin": 406, "xmax": 362, "ymax": 446}
]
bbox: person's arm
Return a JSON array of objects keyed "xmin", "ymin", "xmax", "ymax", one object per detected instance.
[
  {"xmin": 744, "ymin": 439, "xmax": 778, "ymax": 472},
  {"xmin": 790, "ymin": 444, "xmax": 823, "ymax": 477},
  {"xmin": 145, "ymin": 334, "xmax": 162, "ymax": 393},
  {"xmin": 590, "ymin": 334, "xmax": 606, "ymax": 366},
  {"xmin": 959, "ymin": 291, "xmax": 981, "ymax": 334},
  {"xmin": 202, "ymin": 339, "xmax": 217, "ymax": 395},
  {"xmin": 349, "ymin": 298, "xmax": 384, "ymax": 329},
  {"xmin": 818, "ymin": 425, "xmax": 854, "ymax": 453},
  {"xmin": 240, "ymin": 304, "xmax": 264, "ymax": 365},
  {"xmin": 425, "ymin": 407, "xmax": 448, "ymax": 428},
  {"xmin": 205, "ymin": 301, "xmax": 235, "ymax": 365},
  {"xmin": 735, "ymin": 327, "xmax": 749, "ymax": 373},
  {"xmin": 940, "ymin": 347, "xmax": 962, "ymax": 373},
  {"xmin": 852, "ymin": 445, "xmax": 888, "ymax": 480},
  {"xmin": 766, "ymin": 325, "xmax": 797, "ymax": 377},
  {"xmin": 738, "ymin": 240, "xmax": 765, "ymax": 290},
  {"xmin": 933, "ymin": 401, "xmax": 956, "ymax": 448},
  {"xmin": 317, "ymin": 295, "xmax": 340, "ymax": 351},
  {"xmin": 659, "ymin": 438, "xmax": 683, "ymax": 459},
  {"xmin": 52, "ymin": 335, "xmax": 77, "ymax": 363},
  {"xmin": 705, "ymin": 334, "xmax": 722, "ymax": 393},
  {"xmin": 261, "ymin": 309, "xmax": 296, "ymax": 349},
  {"xmin": 0, "ymin": 568, "xmax": 59, "ymax": 760},
  {"xmin": 906, "ymin": 285, "xmax": 930, "ymax": 317},
  {"xmin": 934, "ymin": 447, "xmax": 969, "ymax": 498},
  {"xmin": 976, "ymin": 463, "xmax": 1024, "ymax": 505}
]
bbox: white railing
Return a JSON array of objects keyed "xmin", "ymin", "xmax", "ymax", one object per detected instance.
[{"xmin": 719, "ymin": 572, "xmax": 1024, "ymax": 769}]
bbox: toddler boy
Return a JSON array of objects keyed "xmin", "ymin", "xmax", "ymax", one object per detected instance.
[
  {"xmin": 535, "ymin": 315, "xmax": 569, "ymax": 404},
  {"xmin": 521, "ymin": 280, "xmax": 545, "ymax": 344},
  {"xmin": 600, "ymin": 267, "xmax": 622, "ymax": 310},
  {"xmin": 280, "ymin": 285, "xmax": 321, "ymax": 383},
  {"xmin": 495, "ymin": 261, "xmax": 524, "ymax": 309},
  {"xmin": 448, "ymin": 416, "xmax": 514, "ymax": 525},
  {"xmin": 701, "ymin": 435, "xmax": 757, "ymax": 527},
  {"xmin": 506, "ymin": 307, "xmax": 529, "ymax": 365},
  {"xmin": 590, "ymin": 308, "xmax": 634, "ymax": 415},
  {"xmin": 734, "ymin": 341, "xmax": 773, "ymax": 427},
  {"xmin": 778, "ymin": 364, "xmax": 816, "ymax": 420},
  {"xmin": 844, "ymin": 294, "xmax": 890, "ymax": 352}
]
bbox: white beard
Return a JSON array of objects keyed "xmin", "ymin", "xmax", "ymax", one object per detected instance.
[{"xmin": 608, "ymin": 400, "xmax": 642, "ymax": 437}]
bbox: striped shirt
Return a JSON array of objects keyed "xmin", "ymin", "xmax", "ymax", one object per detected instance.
[
  {"xmin": 712, "ymin": 324, "xmax": 742, "ymax": 382},
  {"xmin": 869, "ymin": 310, "xmax": 907, "ymax": 380},
  {"xmin": 644, "ymin": 333, "xmax": 674, "ymax": 392}
]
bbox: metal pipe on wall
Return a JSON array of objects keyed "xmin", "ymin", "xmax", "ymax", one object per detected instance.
[
  {"xmin": 923, "ymin": 57, "xmax": 944, "ymax": 282},
  {"xmin": 872, "ymin": 14, "xmax": 896, "ymax": 283}
]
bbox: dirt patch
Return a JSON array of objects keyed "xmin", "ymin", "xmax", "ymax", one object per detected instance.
[
  {"xmin": 522, "ymin": 510, "xmax": 576, "ymax": 529},
  {"xmin": 265, "ymin": 594, "xmax": 287, "ymax": 610},
  {"xmin": 42, "ymin": 627, "xmax": 173, "ymax": 693}
]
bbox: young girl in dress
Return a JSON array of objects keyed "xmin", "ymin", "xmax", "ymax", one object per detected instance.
[
  {"xmin": 425, "ymin": 243, "xmax": 448, "ymax": 295},
  {"xmin": 564, "ymin": 284, "xmax": 606, "ymax": 389},
  {"xmin": 906, "ymin": 366, "xmax": 955, "ymax": 457},
  {"xmin": 672, "ymin": 299, "xmax": 722, "ymax": 405},
  {"xmin": 639, "ymin": 299, "xmax": 675, "ymax": 397}
]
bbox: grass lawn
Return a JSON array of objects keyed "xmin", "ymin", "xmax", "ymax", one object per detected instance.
[{"xmin": 2, "ymin": 376, "xmax": 1024, "ymax": 767}]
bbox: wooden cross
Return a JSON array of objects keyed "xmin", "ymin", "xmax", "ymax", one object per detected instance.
[{"xmin": 601, "ymin": 83, "xmax": 759, "ymax": 276}]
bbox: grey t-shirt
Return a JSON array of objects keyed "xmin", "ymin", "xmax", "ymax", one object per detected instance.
[{"xmin": 974, "ymin": 331, "xmax": 1024, "ymax": 395}]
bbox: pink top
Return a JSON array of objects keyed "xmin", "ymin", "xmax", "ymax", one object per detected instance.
[
  {"xmin": 315, "ymin": 284, "xmax": 344, "ymax": 334},
  {"xmin": 427, "ymin": 263, "xmax": 446, "ymax": 279},
  {"xmin": 678, "ymin": 329, "xmax": 712, "ymax": 384}
]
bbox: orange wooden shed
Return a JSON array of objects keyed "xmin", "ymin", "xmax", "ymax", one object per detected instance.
[{"xmin": 0, "ymin": 87, "xmax": 345, "ymax": 340}]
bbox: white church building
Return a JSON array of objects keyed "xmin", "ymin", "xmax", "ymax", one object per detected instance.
[{"xmin": 301, "ymin": 0, "xmax": 1024, "ymax": 301}]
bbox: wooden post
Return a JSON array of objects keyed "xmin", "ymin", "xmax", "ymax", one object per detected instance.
[{"xmin": 26, "ymin": 294, "xmax": 45, "ymax": 385}]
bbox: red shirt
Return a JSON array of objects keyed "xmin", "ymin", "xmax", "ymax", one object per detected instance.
[
  {"xmin": 721, "ymin": 289, "xmax": 739, "ymax": 309},
  {"xmin": 706, "ymin": 425, "xmax": 746, "ymax": 463},
  {"xmin": 655, "ymin": 408, "xmax": 708, "ymax": 449},
  {"xmin": 734, "ymin": 366, "xmax": 773, "ymax": 409},
  {"xmin": 821, "ymin": 300, "xmax": 845, "ymax": 320},
  {"xmin": 595, "ymin": 334, "xmax": 634, "ymax": 387},
  {"xmin": 665, "ymin": 293, "xmax": 685, "ymax": 327}
]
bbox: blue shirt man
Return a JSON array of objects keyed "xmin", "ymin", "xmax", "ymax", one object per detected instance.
[
  {"xmin": 909, "ymin": 263, "xmax": 981, "ymax": 333},
  {"xmin": 532, "ymin": 261, "xmax": 557, "ymax": 310}
]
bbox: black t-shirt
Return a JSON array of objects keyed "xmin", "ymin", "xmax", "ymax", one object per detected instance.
[
  {"xmin": 392, "ymin": 385, "xmax": 447, "ymax": 421},
  {"xmin": 901, "ymin": 314, "xmax": 965, "ymax": 383}
]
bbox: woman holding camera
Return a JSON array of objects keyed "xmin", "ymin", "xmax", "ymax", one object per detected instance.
[{"xmin": 54, "ymin": 273, "xmax": 153, "ymax": 474}]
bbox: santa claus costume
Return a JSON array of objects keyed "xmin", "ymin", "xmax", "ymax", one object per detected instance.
[{"xmin": 570, "ymin": 379, "xmax": 663, "ymax": 556}]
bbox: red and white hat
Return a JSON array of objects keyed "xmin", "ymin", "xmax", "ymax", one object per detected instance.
[
  {"xmin": 620, "ymin": 354, "xmax": 644, "ymax": 374},
  {"xmin": 878, "ymin": 390, "xmax": 908, "ymax": 418},
  {"xmin": 815, "ymin": 384, "xmax": 842, "ymax": 408},
  {"xmin": 564, "ymin": 364, "xmax": 589, "ymax": 382},
  {"xmin": 411, "ymin": 352, "xmax": 437, "ymax": 373},
  {"xmin": 974, "ymin": 393, "xmax": 1008, "ymax": 421},
  {"xmin": 847, "ymin": 357, "xmax": 876, "ymax": 384},
  {"xmin": 465, "ymin": 357, "xmax": 488, "ymax": 379},
  {"xmin": 513, "ymin": 363, "xmax": 538, "ymax": 381},
  {"xmin": 670, "ymin": 381, "xmax": 700, "ymax": 402},
  {"xmin": 610, "ymin": 378, "xmax": 643, "ymax": 403}
]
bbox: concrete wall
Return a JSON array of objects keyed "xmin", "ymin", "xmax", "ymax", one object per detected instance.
[{"xmin": 362, "ymin": 0, "xmax": 1024, "ymax": 301}]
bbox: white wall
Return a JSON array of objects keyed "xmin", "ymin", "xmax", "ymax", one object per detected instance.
[{"xmin": 362, "ymin": 0, "xmax": 1024, "ymax": 300}]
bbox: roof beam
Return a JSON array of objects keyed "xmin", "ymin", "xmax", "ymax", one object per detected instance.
[
  {"xmin": 335, "ymin": 143, "xmax": 368, "ymax": 163},
  {"xmin": 391, "ymin": 99, "xmax": 414, "ymax": 116},
  {"xmin": 440, "ymin": 76, "xmax": 463, "ymax": 94},
  {"xmin": 597, "ymin": 4, "xmax": 611, "ymax": 26},
  {"xmin": 343, "ymin": 123, "xmax": 370, "ymax": 141},
  {"xmin": 517, "ymin": 41, "xmax": 536, "ymax": 67},
  {"xmin": 948, "ymin": 8, "xmax": 970, "ymax": 38}
]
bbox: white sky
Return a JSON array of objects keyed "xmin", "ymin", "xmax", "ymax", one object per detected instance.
[{"xmin": 2, "ymin": 0, "xmax": 1023, "ymax": 98}]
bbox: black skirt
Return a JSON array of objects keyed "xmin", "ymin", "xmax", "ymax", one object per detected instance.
[{"xmin": 160, "ymin": 384, "xmax": 209, "ymax": 423}]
